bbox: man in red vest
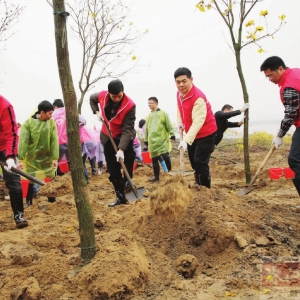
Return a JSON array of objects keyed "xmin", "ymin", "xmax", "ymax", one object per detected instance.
[
  {"xmin": 90, "ymin": 80, "xmax": 136, "ymax": 207},
  {"xmin": 175, "ymin": 67, "xmax": 217, "ymax": 188},
  {"xmin": 0, "ymin": 95, "xmax": 28, "ymax": 228},
  {"xmin": 261, "ymin": 56, "xmax": 300, "ymax": 207}
]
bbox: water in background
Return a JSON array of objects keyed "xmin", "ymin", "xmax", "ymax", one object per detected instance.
[{"xmin": 223, "ymin": 119, "xmax": 295, "ymax": 140}]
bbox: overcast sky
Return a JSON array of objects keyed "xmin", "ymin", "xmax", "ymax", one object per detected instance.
[{"xmin": 2, "ymin": 0, "xmax": 300, "ymax": 135}]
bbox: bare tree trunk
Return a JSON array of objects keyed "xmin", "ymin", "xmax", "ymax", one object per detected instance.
[
  {"xmin": 77, "ymin": 92, "xmax": 86, "ymax": 114},
  {"xmin": 235, "ymin": 50, "xmax": 251, "ymax": 184},
  {"xmin": 52, "ymin": 0, "xmax": 96, "ymax": 262}
]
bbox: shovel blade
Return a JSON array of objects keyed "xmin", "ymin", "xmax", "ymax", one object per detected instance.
[
  {"xmin": 169, "ymin": 170, "xmax": 194, "ymax": 177},
  {"xmin": 126, "ymin": 187, "xmax": 147, "ymax": 202},
  {"xmin": 236, "ymin": 185, "xmax": 255, "ymax": 195}
]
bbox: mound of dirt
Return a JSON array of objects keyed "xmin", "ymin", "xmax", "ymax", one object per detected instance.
[
  {"xmin": 149, "ymin": 174, "xmax": 192, "ymax": 220},
  {"xmin": 38, "ymin": 173, "xmax": 74, "ymax": 197},
  {"xmin": 1, "ymin": 144, "xmax": 300, "ymax": 299},
  {"xmin": 73, "ymin": 229, "xmax": 149, "ymax": 299}
]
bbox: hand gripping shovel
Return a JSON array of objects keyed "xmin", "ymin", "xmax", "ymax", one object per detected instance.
[
  {"xmin": 0, "ymin": 161, "xmax": 46, "ymax": 186},
  {"xmin": 169, "ymin": 128, "xmax": 194, "ymax": 176},
  {"xmin": 237, "ymin": 145, "xmax": 275, "ymax": 195},
  {"xmin": 100, "ymin": 118, "xmax": 147, "ymax": 202}
]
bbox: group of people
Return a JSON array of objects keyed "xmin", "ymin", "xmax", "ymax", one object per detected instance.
[
  {"xmin": 52, "ymin": 99, "xmax": 106, "ymax": 180},
  {"xmin": 88, "ymin": 56, "xmax": 300, "ymax": 208},
  {"xmin": 174, "ymin": 57, "xmax": 300, "ymax": 200},
  {"xmin": 0, "ymin": 98, "xmax": 106, "ymax": 228},
  {"xmin": 1, "ymin": 55, "xmax": 300, "ymax": 228}
]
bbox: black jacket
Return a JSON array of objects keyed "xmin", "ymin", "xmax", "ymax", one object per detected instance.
[
  {"xmin": 90, "ymin": 92, "xmax": 136, "ymax": 150},
  {"xmin": 214, "ymin": 110, "xmax": 241, "ymax": 145}
]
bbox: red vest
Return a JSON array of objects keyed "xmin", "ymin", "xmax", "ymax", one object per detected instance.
[
  {"xmin": 98, "ymin": 91, "xmax": 135, "ymax": 138},
  {"xmin": 0, "ymin": 95, "xmax": 19, "ymax": 155},
  {"xmin": 279, "ymin": 68, "xmax": 300, "ymax": 128},
  {"xmin": 177, "ymin": 85, "xmax": 217, "ymax": 139}
]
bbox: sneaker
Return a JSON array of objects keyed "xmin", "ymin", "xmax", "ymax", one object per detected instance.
[
  {"xmin": 4, "ymin": 195, "xmax": 10, "ymax": 200},
  {"xmin": 98, "ymin": 168, "xmax": 102, "ymax": 175},
  {"xmin": 14, "ymin": 212, "xmax": 28, "ymax": 229}
]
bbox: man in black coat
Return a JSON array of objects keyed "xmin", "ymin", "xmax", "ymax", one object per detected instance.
[{"xmin": 214, "ymin": 103, "xmax": 249, "ymax": 146}]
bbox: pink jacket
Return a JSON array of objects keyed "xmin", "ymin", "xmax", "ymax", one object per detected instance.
[
  {"xmin": 80, "ymin": 125, "xmax": 97, "ymax": 159},
  {"xmin": 52, "ymin": 107, "xmax": 68, "ymax": 145}
]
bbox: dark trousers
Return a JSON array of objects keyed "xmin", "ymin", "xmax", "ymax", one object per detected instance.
[
  {"xmin": 152, "ymin": 152, "xmax": 172, "ymax": 178},
  {"xmin": 0, "ymin": 150, "xmax": 24, "ymax": 216},
  {"xmin": 104, "ymin": 139, "xmax": 135, "ymax": 183},
  {"xmin": 187, "ymin": 133, "xmax": 216, "ymax": 177},
  {"xmin": 82, "ymin": 153, "xmax": 89, "ymax": 183},
  {"xmin": 59, "ymin": 144, "xmax": 69, "ymax": 162},
  {"xmin": 288, "ymin": 127, "xmax": 300, "ymax": 178},
  {"xmin": 26, "ymin": 182, "xmax": 55, "ymax": 204},
  {"xmin": 88, "ymin": 157, "xmax": 97, "ymax": 174}
]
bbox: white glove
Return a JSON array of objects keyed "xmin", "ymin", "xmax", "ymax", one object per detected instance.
[
  {"xmin": 272, "ymin": 136, "xmax": 282, "ymax": 149},
  {"xmin": 240, "ymin": 103, "xmax": 249, "ymax": 112},
  {"xmin": 178, "ymin": 140, "xmax": 187, "ymax": 152},
  {"xmin": 176, "ymin": 123, "xmax": 184, "ymax": 131},
  {"xmin": 115, "ymin": 149, "xmax": 124, "ymax": 162},
  {"xmin": 5, "ymin": 158, "xmax": 16, "ymax": 171},
  {"xmin": 96, "ymin": 111, "xmax": 102, "ymax": 121}
]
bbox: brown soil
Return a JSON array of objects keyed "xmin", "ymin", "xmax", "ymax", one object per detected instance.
[{"xmin": 1, "ymin": 144, "xmax": 300, "ymax": 300}]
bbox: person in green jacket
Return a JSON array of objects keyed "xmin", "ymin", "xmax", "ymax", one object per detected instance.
[
  {"xmin": 144, "ymin": 97, "xmax": 175, "ymax": 182},
  {"xmin": 18, "ymin": 100, "xmax": 59, "ymax": 207}
]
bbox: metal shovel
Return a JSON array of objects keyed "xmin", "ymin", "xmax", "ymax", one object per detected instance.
[
  {"xmin": 0, "ymin": 161, "xmax": 46, "ymax": 186},
  {"xmin": 100, "ymin": 119, "xmax": 147, "ymax": 202},
  {"xmin": 237, "ymin": 145, "xmax": 275, "ymax": 195},
  {"xmin": 169, "ymin": 128, "xmax": 194, "ymax": 177}
]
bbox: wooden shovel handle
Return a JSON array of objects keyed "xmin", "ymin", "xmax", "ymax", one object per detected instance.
[
  {"xmin": 248, "ymin": 145, "xmax": 276, "ymax": 186},
  {"xmin": 100, "ymin": 119, "xmax": 139, "ymax": 199},
  {"xmin": 179, "ymin": 128, "xmax": 184, "ymax": 175},
  {"xmin": 0, "ymin": 161, "xmax": 45, "ymax": 186}
]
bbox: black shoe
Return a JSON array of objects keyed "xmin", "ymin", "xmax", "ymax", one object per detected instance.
[
  {"xmin": 108, "ymin": 197, "xmax": 128, "ymax": 207},
  {"xmin": 14, "ymin": 212, "xmax": 28, "ymax": 229},
  {"xmin": 196, "ymin": 174, "xmax": 211, "ymax": 188},
  {"xmin": 148, "ymin": 177, "xmax": 159, "ymax": 182}
]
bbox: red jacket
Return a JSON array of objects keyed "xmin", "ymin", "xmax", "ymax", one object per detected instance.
[
  {"xmin": 0, "ymin": 95, "xmax": 19, "ymax": 157},
  {"xmin": 177, "ymin": 85, "xmax": 216, "ymax": 140},
  {"xmin": 279, "ymin": 68, "xmax": 300, "ymax": 128},
  {"xmin": 98, "ymin": 91, "xmax": 135, "ymax": 138}
]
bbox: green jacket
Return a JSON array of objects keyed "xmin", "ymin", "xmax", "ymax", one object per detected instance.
[
  {"xmin": 18, "ymin": 116, "xmax": 59, "ymax": 180},
  {"xmin": 144, "ymin": 109, "xmax": 174, "ymax": 158}
]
